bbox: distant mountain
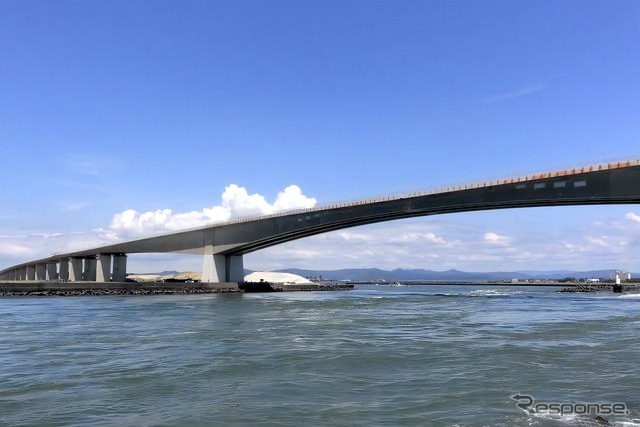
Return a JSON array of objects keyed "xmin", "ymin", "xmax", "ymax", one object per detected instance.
[
  {"xmin": 274, "ymin": 268, "xmax": 636, "ymax": 282},
  {"xmin": 276, "ymin": 268, "xmax": 529, "ymax": 281},
  {"xmin": 146, "ymin": 268, "xmax": 637, "ymax": 282},
  {"xmin": 515, "ymin": 270, "xmax": 631, "ymax": 280},
  {"xmin": 515, "ymin": 270, "xmax": 578, "ymax": 277}
]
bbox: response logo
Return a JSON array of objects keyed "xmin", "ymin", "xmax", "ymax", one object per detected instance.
[{"xmin": 511, "ymin": 394, "xmax": 629, "ymax": 416}]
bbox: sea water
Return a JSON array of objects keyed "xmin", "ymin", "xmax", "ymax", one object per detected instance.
[{"xmin": 1, "ymin": 285, "xmax": 639, "ymax": 426}]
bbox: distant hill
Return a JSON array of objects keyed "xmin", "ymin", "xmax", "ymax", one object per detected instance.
[
  {"xmin": 144, "ymin": 268, "xmax": 637, "ymax": 282},
  {"xmin": 273, "ymin": 268, "xmax": 636, "ymax": 282},
  {"xmin": 146, "ymin": 270, "xmax": 179, "ymax": 276},
  {"xmin": 515, "ymin": 270, "xmax": 628, "ymax": 280}
]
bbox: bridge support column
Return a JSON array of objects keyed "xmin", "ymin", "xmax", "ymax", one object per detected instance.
[
  {"xmin": 84, "ymin": 257, "xmax": 97, "ymax": 281},
  {"xmin": 59, "ymin": 260, "xmax": 69, "ymax": 281},
  {"xmin": 202, "ymin": 254, "xmax": 225, "ymax": 283},
  {"xmin": 46, "ymin": 262, "xmax": 58, "ymax": 280},
  {"xmin": 35, "ymin": 264, "xmax": 46, "ymax": 281},
  {"xmin": 19, "ymin": 266, "xmax": 27, "ymax": 281},
  {"xmin": 69, "ymin": 258, "xmax": 83, "ymax": 281},
  {"xmin": 112, "ymin": 254, "xmax": 127, "ymax": 282},
  {"xmin": 96, "ymin": 253, "xmax": 112, "ymax": 282},
  {"xmin": 227, "ymin": 255, "xmax": 244, "ymax": 282},
  {"xmin": 26, "ymin": 265, "xmax": 35, "ymax": 280},
  {"xmin": 202, "ymin": 253, "xmax": 244, "ymax": 282}
]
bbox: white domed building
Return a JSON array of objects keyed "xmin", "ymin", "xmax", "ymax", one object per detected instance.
[{"xmin": 244, "ymin": 271, "xmax": 313, "ymax": 284}]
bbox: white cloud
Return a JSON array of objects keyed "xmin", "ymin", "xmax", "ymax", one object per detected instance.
[
  {"xmin": 273, "ymin": 185, "xmax": 317, "ymax": 211},
  {"xmin": 336, "ymin": 231, "xmax": 372, "ymax": 242},
  {"xmin": 110, "ymin": 184, "xmax": 317, "ymax": 237},
  {"xmin": 30, "ymin": 233, "xmax": 63, "ymax": 239},
  {"xmin": 391, "ymin": 232, "xmax": 445, "ymax": 244},
  {"xmin": 626, "ymin": 212, "xmax": 640, "ymax": 223},
  {"xmin": 483, "ymin": 232, "xmax": 509, "ymax": 245},
  {"xmin": 0, "ymin": 241, "xmax": 33, "ymax": 257},
  {"xmin": 586, "ymin": 236, "xmax": 610, "ymax": 248}
]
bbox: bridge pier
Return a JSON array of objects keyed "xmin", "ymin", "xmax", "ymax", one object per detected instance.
[
  {"xmin": 94, "ymin": 253, "xmax": 127, "ymax": 282},
  {"xmin": 202, "ymin": 253, "xmax": 244, "ymax": 282},
  {"xmin": 69, "ymin": 258, "xmax": 83, "ymax": 281},
  {"xmin": 84, "ymin": 257, "xmax": 97, "ymax": 281},
  {"xmin": 59, "ymin": 259, "xmax": 69, "ymax": 281},
  {"xmin": 112, "ymin": 254, "xmax": 127, "ymax": 282},
  {"xmin": 96, "ymin": 253, "xmax": 111, "ymax": 282},
  {"xmin": 35, "ymin": 263, "xmax": 46, "ymax": 281},
  {"xmin": 46, "ymin": 262, "xmax": 58, "ymax": 280},
  {"xmin": 227, "ymin": 255, "xmax": 244, "ymax": 282}
]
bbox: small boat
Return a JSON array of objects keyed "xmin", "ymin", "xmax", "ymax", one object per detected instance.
[{"xmin": 392, "ymin": 282, "xmax": 407, "ymax": 287}]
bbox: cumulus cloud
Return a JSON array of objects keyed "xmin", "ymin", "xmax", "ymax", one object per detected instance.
[
  {"xmin": 110, "ymin": 184, "xmax": 317, "ymax": 237},
  {"xmin": 273, "ymin": 185, "xmax": 317, "ymax": 211},
  {"xmin": 626, "ymin": 212, "xmax": 640, "ymax": 223}
]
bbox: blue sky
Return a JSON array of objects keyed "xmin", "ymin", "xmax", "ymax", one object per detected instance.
[{"xmin": 1, "ymin": 0, "xmax": 639, "ymax": 274}]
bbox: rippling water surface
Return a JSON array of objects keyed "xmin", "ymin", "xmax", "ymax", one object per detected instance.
[{"xmin": 1, "ymin": 285, "xmax": 639, "ymax": 426}]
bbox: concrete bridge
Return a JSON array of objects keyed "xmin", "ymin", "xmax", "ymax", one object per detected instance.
[{"xmin": 2, "ymin": 160, "xmax": 639, "ymax": 283}]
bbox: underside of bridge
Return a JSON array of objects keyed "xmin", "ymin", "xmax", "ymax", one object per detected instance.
[{"xmin": 2, "ymin": 161, "xmax": 639, "ymax": 283}]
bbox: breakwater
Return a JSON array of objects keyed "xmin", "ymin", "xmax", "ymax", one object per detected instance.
[
  {"xmin": 0, "ymin": 281, "xmax": 240, "ymax": 296},
  {"xmin": 559, "ymin": 283, "xmax": 640, "ymax": 293},
  {"xmin": 0, "ymin": 281, "xmax": 354, "ymax": 296}
]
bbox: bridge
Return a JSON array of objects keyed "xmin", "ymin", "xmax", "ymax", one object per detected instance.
[{"xmin": 2, "ymin": 160, "xmax": 639, "ymax": 283}]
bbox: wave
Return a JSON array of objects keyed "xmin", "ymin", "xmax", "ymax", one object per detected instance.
[
  {"xmin": 469, "ymin": 289, "xmax": 524, "ymax": 297},
  {"xmin": 617, "ymin": 293, "xmax": 640, "ymax": 299}
]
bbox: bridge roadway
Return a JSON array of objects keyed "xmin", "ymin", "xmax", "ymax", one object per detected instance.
[{"xmin": 2, "ymin": 160, "xmax": 640, "ymax": 283}]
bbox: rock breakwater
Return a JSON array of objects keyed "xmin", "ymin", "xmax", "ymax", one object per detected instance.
[{"xmin": 0, "ymin": 281, "xmax": 240, "ymax": 296}]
